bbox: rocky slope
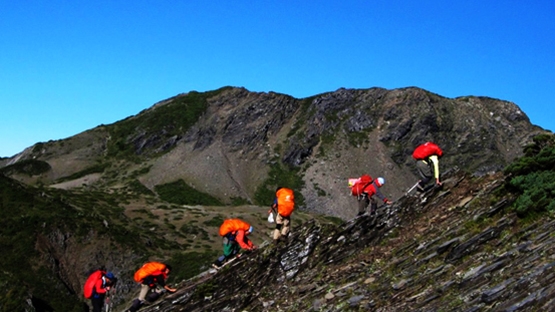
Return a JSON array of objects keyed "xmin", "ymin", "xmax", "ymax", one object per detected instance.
[{"xmin": 131, "ymin": 168, "xmax": 555, "ymax": 312}]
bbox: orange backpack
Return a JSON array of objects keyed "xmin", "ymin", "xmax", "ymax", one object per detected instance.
[
  {"xmin": 134, "ymin": 262, "xmax": 166, "ymax": 282},
  {"xmin": 276, "ymin": 188, "xmax": 295, "ymax": 217},
  {"xmin": 219, "ymin": 219, "xmax": 251, "ymax": 237}
]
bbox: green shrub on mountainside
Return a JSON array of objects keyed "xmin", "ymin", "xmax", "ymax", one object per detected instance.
[
  {"xmin": 54, "ymin": 163, "xmax": 108, "ymax": 183},
  {"xmin": 179, "ymin": 222, "xmax": 210, "ymax": 240},
  {"xmin": 106, "ymin": 87, "xmax": 232, "ymax": 159},
  {"xmin": 253, "ymin": 160, "xmax": 305, "ymax": 207},
  {"xmin": 0, "ymin": 177, "xmax": 84, "ymax": 311},
  {"xmin": 230, "ymin": 196, "xmax": 250, "ymax": 206},
  {"xmin": 0, "ymin": 159, "xmax": 51, "ymax": 176},
  {"xmin": 168, "ymin": 250, "xmax": 219, "ymax": 283},
  {"xmin": 155, "ymin": 179, "xmax": 224, "ymax": 206},
  {"xmin": 504, "ymin": 134, "xmax": 555, "ymax": 216},
  {"xmin": 127, "ymin": 179, "xmax": 155, "ymax": 195},
  {"xmin": 203, "ymin": 214, "xmax": 226, "ymax": 227}
]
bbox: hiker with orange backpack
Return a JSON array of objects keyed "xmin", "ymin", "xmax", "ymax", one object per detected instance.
[
  {"xmin": 213, "ymin": 218, "xmax": 256, "ymax": 269},
  {"xmin": 350, "ymin": 174, "xmax": 392, "ymax": 217},
  {"xmin": 268, "ymin": 187, "xmax": 295, "ymax": 244},
  {"xmin": 128, "ymin": 262, "xmax": 176, "ymax": 312},
  {"xmin": 412, "ymin": 142, "xmax": 443, "ymax": 192},
  {"xmin": 83, "ymin": 269, "xmax": 116, "ymax": 312}
]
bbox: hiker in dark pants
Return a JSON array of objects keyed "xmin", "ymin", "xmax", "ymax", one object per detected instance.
[
  {"xmin": 84, "ymin": 270, "xmax": 116, "ymax": 312},
  {"xmin": 355, "ymin": 176, "xmax": 392, "ymax": 216},
  {"xmin": 413, "ymin": 142, "xmax": 443, "ymax": 192}
]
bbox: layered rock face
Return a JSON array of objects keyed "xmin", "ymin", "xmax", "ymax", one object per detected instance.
[{"xmin": 134, "ymin": 169, "xmax": 555, "ymax": 311}]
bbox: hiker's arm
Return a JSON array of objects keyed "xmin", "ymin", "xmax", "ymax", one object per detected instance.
[
  {"xmin": 374, "ymin": 187, "xmax": 392, "ymax": 204},
  {"xmin": 429, "ymin": 155, "xmax": 441, "ymax": 184},
  {"xmin": 269, "ymin": 198, "xmax": 278, "ymax": 214},
  {"xmin": 236, "ymin": 230, "xmax": 253, "ymax": 250}
]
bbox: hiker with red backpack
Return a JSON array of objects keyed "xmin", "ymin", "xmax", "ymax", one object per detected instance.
[
  {"xmin": 412, "ymin": 142, "xmax": 443, "ymax": 192},
  {"xmin": 268, "ymin": 187, "xmax": 295, "ymax": 244},
  {"xmin": 350, "ymin": 174, "xmax": 392, "ymax": 217},
  {"xmin": 212, "ymin": 218, "xmax": 256, "ymax": 269},
  {"xmin": 128, "ymin": 262, "xmax": 176, "ymax": 312},
  {"xmin": 83, "ymin": 269, "xmax": 116, "ymax": 312}
]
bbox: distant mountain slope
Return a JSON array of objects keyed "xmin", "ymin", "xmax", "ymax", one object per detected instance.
[{"xmin": 0, "ymin": 86, "xmax": 548, "ymax": 221}]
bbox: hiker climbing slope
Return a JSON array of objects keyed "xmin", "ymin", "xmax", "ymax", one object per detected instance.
[
  {"xmin": 269, "ymin": 187, "xmax": 295, "ymax": 244},
  {"xmin": 128, "ymin": 262, "xmax": 176, "ymax": 312},
  {"xmin": 213, "ymin": 218, "xmax": 256, "ymax": 269},
  {"xmin": 350, "ymin": 174, "xmax": 392, "ymax": 217},
  {"xmin": 412, "ymin": 142, "xmax": 443, "ymax": 192},
  {"xmin": 83, "ymin": 269, "xmax": 116, "ymax": 312}
]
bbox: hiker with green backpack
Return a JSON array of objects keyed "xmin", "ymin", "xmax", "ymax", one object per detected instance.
[{"xmin": 350, "ymin": 174, "xmax": 392, "ymax": 217}]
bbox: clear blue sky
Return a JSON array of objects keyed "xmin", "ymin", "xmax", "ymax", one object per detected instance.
[{"xmin": 1, "ymin": 1, "xmax": 554, "ymax": 157}]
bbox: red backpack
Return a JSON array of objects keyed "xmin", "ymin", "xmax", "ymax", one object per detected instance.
[
  {"xmin": 412, "ymin": 142, "xmax": 443, "ymax": 160},
  {"xmin": 351, "ymin": 174, "xmax": 373, "ymax": 196},
  {"xmin": 83, "ymin": 270, "xmax": 104, "ymax": 299}
]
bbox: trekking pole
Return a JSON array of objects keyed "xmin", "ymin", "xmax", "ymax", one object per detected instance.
[
  {"xmin": 406, "ymin": 182, "xmax": 420, "ymax": 195},
  {"xmin": 104, "ymin": 292, "xmax": 111, "ymax": 312}
]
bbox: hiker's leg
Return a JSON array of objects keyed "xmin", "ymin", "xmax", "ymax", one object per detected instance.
[
  {"xmin": 128, "ymin": 299, "xmax": 142, "ymax": 312},
  {"xmin": 416, "ymin": 160, "xmax": 433, "ymax": 188},
  {"xmin": 138, "ymin": 284, "xmax": 150, "ymax": 302},
  {"xmin": 357, "ymin": 194, "xmax": 369, "ymax": 215},
  {"xmin": 281, "ymin": 216, "xmax": 291, "ymax": 237},
  {"xmin": 370, "ymin": 197, "xmax": 378, "ymax": 215},
  {"xmin": 274, "ymin": 214, "xmax": 284, "ymax": 240},
  {"xmin": 91, "ymin": 295, "xmax": 104, "ymax": 312}
]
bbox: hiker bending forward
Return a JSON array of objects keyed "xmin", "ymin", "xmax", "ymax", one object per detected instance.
[
  {"xmin": 412, "ymin": 142, "xmax": 443, "ymax": 192},
  {"xmin": 213, "ymin": 219, "xmax": 256, "ymax": 268},
  {"xmin": 83, "ymin": 270, "xmax": 116, "ymax": 312},
  {"xmin": 129, "ymin": 262, "xmax": 176, "ymax": 312},
  {"xmin": 269, "ymin": 187, "xmax": 295, "ymax": 243},
  {"xmin": 352, "ymin": 175, "xmax": 392, "ymax": 217}
]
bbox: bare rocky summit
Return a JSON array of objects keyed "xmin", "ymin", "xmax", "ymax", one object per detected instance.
[{"xmin": 0, "ymin": 86, "xmax": 546, "ymax": 220}]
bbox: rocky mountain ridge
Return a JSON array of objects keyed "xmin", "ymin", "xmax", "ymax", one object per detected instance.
[{"xmin": 0, "ymin": 86, "xmax": 548, "ymax": 220}]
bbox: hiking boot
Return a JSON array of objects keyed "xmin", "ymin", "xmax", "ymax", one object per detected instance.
[{"xmin": 212, "ymin": 260, "xmax": 223, "ymax": 269}]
